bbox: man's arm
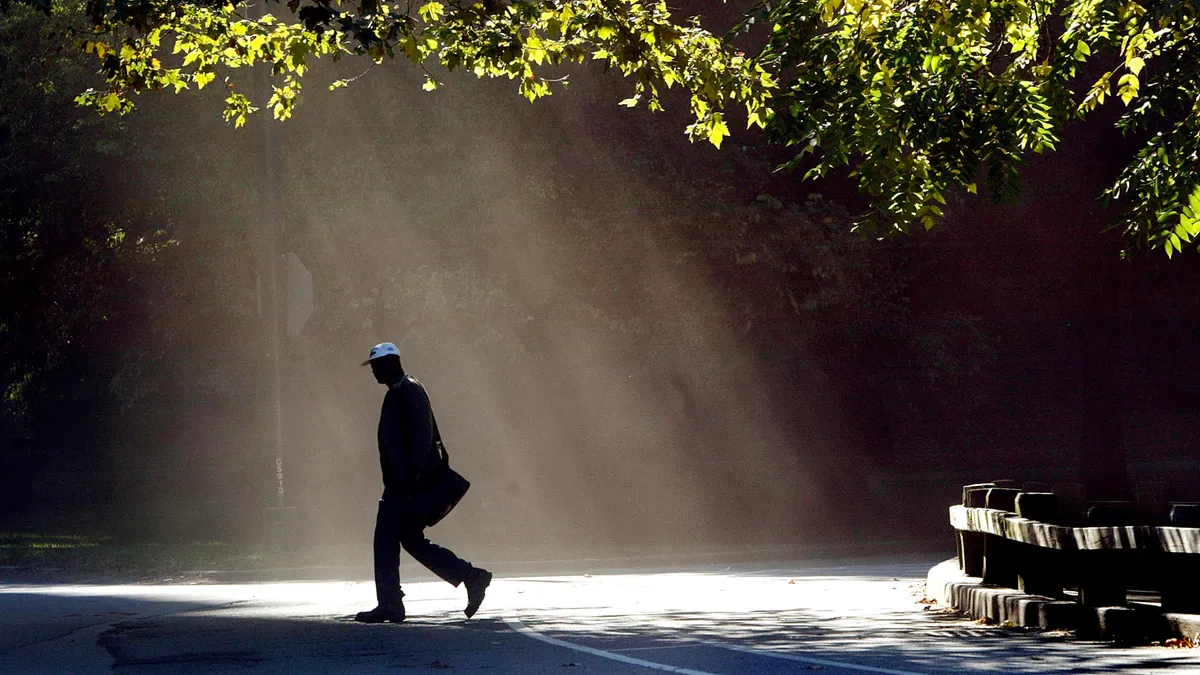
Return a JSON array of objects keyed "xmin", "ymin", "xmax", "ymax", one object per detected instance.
[
  {"xmin": 400, "ymin": 380, "xmax": 437, "ymax": 484},
  {"xmin": 379, "ymin": 387, "xmax": 411, "ymax": 489}
]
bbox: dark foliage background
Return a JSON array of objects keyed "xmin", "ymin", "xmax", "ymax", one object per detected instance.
[{"xmin": 3, "ymin": 2, "xmax": 1200, "ymax": 562}]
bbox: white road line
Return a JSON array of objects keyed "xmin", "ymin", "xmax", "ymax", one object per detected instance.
[
  {"xmin": 505, "ymin": 618, "xmax": 721, "ymax": 675},
  {"xmin": 703, "ymin": 641, "xmax": 933, "ymax": 675},
  {"xmin": 611, "ymin": 644, "xmax": 700, "ymax": 653}
]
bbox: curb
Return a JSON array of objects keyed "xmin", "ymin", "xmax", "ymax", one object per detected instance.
[
  {"xmin": 184, "ymin": 543, "xmax": 948, "ymax": 583},
  {"xmin": 927, "ymin": 558, "xmax": 1200, "ymax": 642}
]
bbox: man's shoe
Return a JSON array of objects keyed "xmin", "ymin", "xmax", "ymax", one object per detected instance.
[
  {"xmin": 464, "ymin": 567, "xmax": 492, "ymax": 618},
  {"xmin": 354, "ymin": 604, "xmax": 406, "ymax": 623}
]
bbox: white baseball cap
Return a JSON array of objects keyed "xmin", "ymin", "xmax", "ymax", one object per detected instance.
[{"xmin": 361, "ymin": 341, "xmax": 400, "ymax": 366}]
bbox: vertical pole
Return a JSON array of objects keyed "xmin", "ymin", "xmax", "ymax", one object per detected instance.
[{"xmin": 253, "ymin": 1, "xmax": 285, "ymax": 510}]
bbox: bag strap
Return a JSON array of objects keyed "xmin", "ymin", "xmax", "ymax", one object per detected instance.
[
  {"xmin": 430, "ymin": 410, "xmax": 450, "ymax": 465},
  {"xmin": 394, "ymin": 376, "xmax": 450, "ymax": 468}
]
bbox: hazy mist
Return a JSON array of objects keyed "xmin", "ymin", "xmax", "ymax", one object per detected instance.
[{"xmin": 96, "ymin": 58, "xmax": 876, "ymax": 561}]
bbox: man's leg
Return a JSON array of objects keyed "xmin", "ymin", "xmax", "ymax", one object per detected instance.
[
  {"xmin": 356, "ymin": 500, "xmax": 406, "ymax": 623},
  {"xmin": 399, "ymin": 527, "xmax": 492, "ymax": 618},
  {"xmin": 398, "ymin": 527, "xmax": 472, "ymax": 586}
]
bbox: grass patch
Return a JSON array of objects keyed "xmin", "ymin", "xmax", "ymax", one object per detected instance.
[
  {"xmin": 1, "ymin": 532, "xmax": 265, "ymax": 582},
  {"xmin": 0, "ymin": 531, "xmax": 367, "ymax": 583},
  {"xmin": 0, "ymin": 532, "xmax": 105, "ymax": 550}
]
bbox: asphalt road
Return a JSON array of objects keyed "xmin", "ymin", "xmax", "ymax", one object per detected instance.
[{"xmin": 2, "ymin": 558, "xmax": 1198, "ymax": 673}]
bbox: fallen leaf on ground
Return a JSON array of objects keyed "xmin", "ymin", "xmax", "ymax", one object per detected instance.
[{"xmin": 1162, "ymin": 638, "xmax": 1196, "ymax": 649}]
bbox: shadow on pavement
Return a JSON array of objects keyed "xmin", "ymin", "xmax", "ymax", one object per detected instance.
[
  {"xmin": 513, "ymin": 604, "xmax": 1200, "ymax": 673},
  {"xmin": 3, "ymin": 564, "xmax": 1199, "ymax": 674}
]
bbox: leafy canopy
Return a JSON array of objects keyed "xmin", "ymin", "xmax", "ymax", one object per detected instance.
[
  {"xmin": 13, "ymin": 0, "xmax": 1200, "ymax": 254},
  {"xmin": 749, "ymin": 0, "xmax": 1200, "ymax": 255},
  {"xmin": 57, "ymin": 0, "xmax": 773, "ymax": 149}
]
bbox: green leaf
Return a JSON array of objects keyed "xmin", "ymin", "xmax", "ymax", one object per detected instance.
[
  {"xmin": 418, "ymin": 1, "xmax": 444, "ymax": 21},
  {"xmin": 707, "ymin": 116, "xmax": 729, "ymax": 148},
  {"xmin": 101, "ymin": 92, "xmax": 121, "ymax": 112}
]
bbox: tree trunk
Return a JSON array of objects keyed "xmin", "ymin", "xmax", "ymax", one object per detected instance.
[{"xmin": 1077, "ymin": 256, "xmax": 1129, "ymax": 500}]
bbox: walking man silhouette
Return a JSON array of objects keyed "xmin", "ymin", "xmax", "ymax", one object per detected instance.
[{"xmin": 355, "ymin": 342, "xmax": 492, "ymax": 623}]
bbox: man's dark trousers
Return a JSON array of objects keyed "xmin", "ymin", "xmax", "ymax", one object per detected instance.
[{"xmin": 373, "ymin": 498, "xmax": 473, "ymax": 607}]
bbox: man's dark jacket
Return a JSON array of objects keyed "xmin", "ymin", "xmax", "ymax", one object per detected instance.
[{"xmin": 378, "ymin": 375, "xmax": 439, "ymax": 501}]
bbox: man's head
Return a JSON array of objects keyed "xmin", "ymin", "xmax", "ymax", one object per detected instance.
[{"xmin": 362, "ymin": 342, "xmax": 404, "ymax": 385}]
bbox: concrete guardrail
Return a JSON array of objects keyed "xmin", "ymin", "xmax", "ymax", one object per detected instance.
[{"xmin": 951, "ymin": 480, "xmax": 1200, "ymax": 613}]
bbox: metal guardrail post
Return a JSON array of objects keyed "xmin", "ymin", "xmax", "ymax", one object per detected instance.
[
  {"xmin": 1014, "ymin": 492, "xmax": 1064, "ymax": 597},
  {"xmin": 982, "ymin": 534, "xmax": 1019, "ymax": 587},
  {"xmin": 1077, "ymin": 551, "xmax": 1127, "ymax": 607},
  {"xmin": 981, "ymin": 488, "xmax": 1022, "ymax": 587},
  {"xmin": 958, "ymin": 483, "xmax": 995, "ymax": 577},
  {"xmin": 1016, "ymin": 546, "xmax": 1065, "ymax": 598},
  {"xmin": 960, "ymin": 531, "xmax": 985, "ymax": 577},
  {"xmin": 1161, "ymin": 554, "xmax": 1200, "ymax": 613}
]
